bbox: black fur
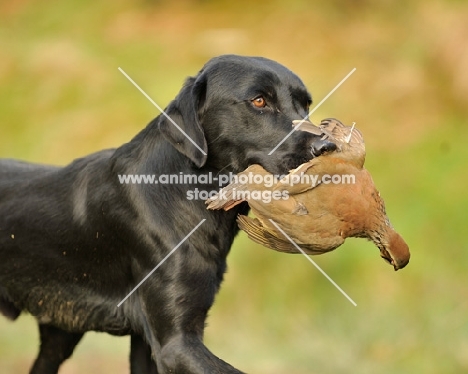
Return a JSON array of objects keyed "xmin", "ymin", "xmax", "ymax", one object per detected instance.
[{"xmin": 0, "ymin": 55, "xmax": 335, "ymax": 373}]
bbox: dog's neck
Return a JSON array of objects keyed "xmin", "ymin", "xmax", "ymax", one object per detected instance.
[{"xmin": 111, "ymin": 116, "xmax": 249, "ymax": 226}]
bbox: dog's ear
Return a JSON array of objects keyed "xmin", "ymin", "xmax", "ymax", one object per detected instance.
[{"xmin": 159, "ymin": 72, "xmax": 208, "ymax": 168}]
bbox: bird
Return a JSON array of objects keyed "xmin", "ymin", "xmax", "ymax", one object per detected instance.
[{"xmin": 206, "ymin": 118, "xmax": 410, "ymax": 271}]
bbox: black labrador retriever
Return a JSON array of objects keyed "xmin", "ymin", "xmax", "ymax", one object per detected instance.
[{"xmin": 0, "ymin": 55, "xmax": 336, "ymax": 373}]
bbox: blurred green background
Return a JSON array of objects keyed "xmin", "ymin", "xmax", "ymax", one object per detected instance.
[{"xmin": 1, "ymin": 0, "xmax": 467, "ymax": 373}]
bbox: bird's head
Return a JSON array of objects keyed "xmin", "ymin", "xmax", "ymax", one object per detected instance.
[
  {"xmin": 376, "ymin": 230, "xmax": 410, "ymax": 271},
  {"xmin": 362, "ymin": 180, "xmax": 411, "ymax": 271}
]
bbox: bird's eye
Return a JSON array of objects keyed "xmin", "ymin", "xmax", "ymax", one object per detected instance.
[{"xmin": 252, "ymin": 96, "xmax": 266, "ymax": 108}]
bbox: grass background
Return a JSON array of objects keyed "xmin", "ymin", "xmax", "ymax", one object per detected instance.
[{"xmin": 0, "ymin": 0, "xmax": 467, "ymax": 373}]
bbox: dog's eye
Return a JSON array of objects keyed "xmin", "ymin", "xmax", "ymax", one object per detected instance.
[{"xmin": 252, "ymin": 96, "xmax": 267, "ymax": 108}]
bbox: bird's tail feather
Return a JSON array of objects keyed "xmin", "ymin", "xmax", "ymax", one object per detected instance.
[{"xmin": 205, "ymin": 182, "xmax": 249, "ymax": 211}]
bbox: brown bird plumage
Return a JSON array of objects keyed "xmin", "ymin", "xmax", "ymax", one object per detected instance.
[{"xmin": 206, "ymin": 118, "xmax": 410, "ymax": 270}]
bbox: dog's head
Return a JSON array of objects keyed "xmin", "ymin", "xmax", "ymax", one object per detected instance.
[{"xmin": 159, "ymin": 55, "xmax": 336, "ymax": 175}]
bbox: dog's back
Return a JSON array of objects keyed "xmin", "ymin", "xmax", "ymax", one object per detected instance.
[{"xmin": 0, "ymin": 159, "xmax": 59, "ymax": 187}]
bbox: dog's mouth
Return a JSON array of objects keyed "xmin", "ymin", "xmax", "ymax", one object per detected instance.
[
  {"xmin": 266, "ymin": 138, "xmax": 334, "ymax": 176},
  {"xmin": 243, "ymin": 120, "xmax": 338, "ymax": 176},
  {"xmin": 291, "ymin": 119, "xmax": 338, "ymax": 159}
]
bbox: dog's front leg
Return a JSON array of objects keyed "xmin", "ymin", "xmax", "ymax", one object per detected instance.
[
  {"xmin": 137, "ymin": 269, "xmax": 245, "ymax": 373},
  {"xmin": 130, "ymin": 334, "xmax": 159, "ymax": 374},
  {"xmin": 158, "ymin": 333, "xmax": 244, "ymax": 374}
]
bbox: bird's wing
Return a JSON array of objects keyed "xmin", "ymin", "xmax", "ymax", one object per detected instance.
[
  {"xmin": 274, "ymin": 159, "xmax": 327, "ymax": 195},
  {"xmin": 237, "ymin": 215, "xmax": 301, "ymax": 253},
  {"xmin": 237, "ymin": 215, "xmax": 340, "ymax": 255}
]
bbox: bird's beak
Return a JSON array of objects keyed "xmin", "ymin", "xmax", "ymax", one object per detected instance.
[{"xmin": 380, "ymin": 233, "xmax": 410, "ymax": 271}]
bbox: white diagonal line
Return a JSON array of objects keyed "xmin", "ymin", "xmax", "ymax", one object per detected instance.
[
  {"xmin": 268, "ymin": 68, "xmax": 356, "ymax": 155},
  {"xmin": 268, "ymin": 219, "xmax": 357, "ymax": 306},
  {"xmin": 117, "ymin": 219, "xmax": 206, "ymax": 307},
  {"xmin": 118, "ymin": 67, "xmax": 207, "ymax": 156}
]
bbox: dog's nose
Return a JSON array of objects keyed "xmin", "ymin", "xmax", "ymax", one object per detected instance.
[{"xmin": 310, "ymin": 139, "xmax": 337, "ymax": 157}]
